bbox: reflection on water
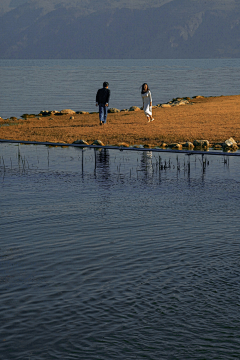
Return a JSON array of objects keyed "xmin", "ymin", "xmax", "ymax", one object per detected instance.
[
  {"xmin": 1, "ymin": 144, "xmax": 240, "ymax": 360},
  {"xmin": 95, "ymin": 148, "xmax": 110, "ymax": 180}
]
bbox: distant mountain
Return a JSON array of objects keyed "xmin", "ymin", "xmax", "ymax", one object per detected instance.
[
  {"xmin": 0, "ymin": 0, "xmax": 172, "ymax": 16},
  {"xmin": 1, "ymin": 0, "xmax": 240, "ymax": 58}
]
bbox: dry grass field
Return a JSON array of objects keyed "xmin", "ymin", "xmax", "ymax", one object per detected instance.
[{"xmin": 1, "ymin": 95, "xmax": 240, "ymax": 146}]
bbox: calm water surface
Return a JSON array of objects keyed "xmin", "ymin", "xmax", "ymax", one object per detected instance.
[
  {"xmin": 1, "ymin": 143, "xmax": 240, "ymax": 359},
  {"xmin": 1, "ymin": 59, "xmax": 240, "ymax": 118}
]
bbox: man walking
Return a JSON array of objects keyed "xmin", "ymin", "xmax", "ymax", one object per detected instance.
[{"xmin": 96, "ymin": 82, "xmax": 110, "ymax": 125}]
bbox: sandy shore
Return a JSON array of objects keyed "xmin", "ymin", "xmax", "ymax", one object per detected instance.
[{"xmin": 1, "ymin": 95, "xmax": 240, "ymax": 146}]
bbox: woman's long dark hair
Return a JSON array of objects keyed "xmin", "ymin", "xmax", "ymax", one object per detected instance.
[{"xmin": 141, "ymin": 83, "xmax": 150, "ymax": 94}]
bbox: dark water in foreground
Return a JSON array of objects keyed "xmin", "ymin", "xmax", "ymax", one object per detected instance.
[{"xmin": 1, "ymin": 144, "xmax": 240, "ymax": 359}]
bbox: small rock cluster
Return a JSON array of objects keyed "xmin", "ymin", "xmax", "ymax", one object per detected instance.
[
  {"xmin": 157, "ymin": 97, "xmax": 192, "ymax": 108},
  {"xmin": 214, "ymin": 137, "xmax": 238, "ymax": 151},
  {"xmin": 71, "ymin": 137, "xmax": 239, "ymax": 152},
  {"xmin": 1, "ymin": 95, "xmax": 205, "ymax": 120},
  {"xmin": 17, "ymin": 97, "xmax": 197, "ymax": 119}
]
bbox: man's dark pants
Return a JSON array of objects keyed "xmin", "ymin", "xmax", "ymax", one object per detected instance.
[{"xmin": 99, "ymin": 104, "xmax": 108, "ymax": 124}]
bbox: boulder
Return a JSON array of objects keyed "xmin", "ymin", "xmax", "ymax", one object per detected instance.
[
  {"xmin": 213, "ymin": 144, "xmax": 223, "ymax": 150},
  {"xmin": 39, "ymin": 110, "xmax": 49, "ymax": 116},
  {"xmin": 60, "ymin": 109, "xmax": 75, "ymax": 115},
  {"xmin": 193, "ymin": 140, "xmax": 209, "ymax": 148},
  {"xmin": 92, "ymin": 140, "xmax": 104, "ymax": 146},
  {"xmin": 223, "ymin": 137, "xmax": 238, "ymax": 151},
  {"xmin": 21, "ymin": 113, "xmax": 36, "ymax": 119},
  {"xmin": 182, "ymin": 141, "xmax": 194, "ymax": 149},
  {"xmin": 72, "ymin": 139, "xmax": 89, "ymax": 145},
  {"xmin": 161, "ymin": 104, "xmax": 171, "ymax": 108},
  {"xmin": 168, "ymin": 143, "xmax": 182, "ymax": 150},
  {"xmin": 115, "ymin": 142, "xmax": 129, "ymax": 147},
  {"xmin": 172, "ymin": 99, "xmax": 189, "ymax": 106},
  {"xmin": 108, "ymin": 108, "xmax": 120, "ymax": 113},
  {"xmin": 129, "ymin": 106, "xmax": 141, "ymax": 111},
  {"xmin": 224, "ymin": 137, "xmax": 237, "ymax": 147},
  {"xmin": 76, "ymin": 111, "xmax": 89, "ymax": 114},
  {"xmin": 39, "ymin": 110, "xmax": 57, "ymax": 116},
  {"xmin": 160, "ymin": 143, "xmax": 168, "ymax": 148}
]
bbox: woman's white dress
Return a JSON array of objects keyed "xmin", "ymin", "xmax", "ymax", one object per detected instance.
[{"xmin": 141, "ymin": 90, "xmax": 152, "ymax": 116}]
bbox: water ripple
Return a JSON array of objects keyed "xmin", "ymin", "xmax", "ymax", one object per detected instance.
[{"xmin": 1, "ymin": 145, "xmax": 240, "ymax": 359}]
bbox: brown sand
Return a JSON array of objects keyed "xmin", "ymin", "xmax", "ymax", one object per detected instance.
[{"xmin": 1, "ymin": 95, "xmax": 240, "ymax": 146}]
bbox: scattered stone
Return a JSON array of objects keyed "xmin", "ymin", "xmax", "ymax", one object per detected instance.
[
  {"xmin": 10, "ymin": 117, "xmax": 18, "ymax": 121},
  {"xmin": 213, "ymin": 144, "xmax": 223, "ymax": 150},
  {"xmin": 160, "ymin": 99, "xmax": 191, "ymax": 107},
  {"xmin": 172, "ymin": 99, "xmax": 189, "ymax": 106},
  {"xmin": 70, "ymin": 116, "xmax": 74, "ymax": 119},
  {"xmin": 160, "ymin": 104, "xmax": 171, "ymax": 108},
  {"xmin": 224, "ymin": 137, "xmax": 237, "ymax": 147},
  {"xmin": 115, "ymin": 142, "xmax": 129, "ymax": 147},
  {"xmin": 129, "ymin": 106, "xmax": 141, "ymax": 111},
  {"xmin": 193, "ymin": 140, "xmax": 209, "ymax": 148},
  {"xmin": 72, "ymin": 139, "xmax": 89, "ymax": 145},
  {"xmin": 143, "ymin": 144, "xmax": 153, "ymax": 148},
  {"xmin": 39, "ymin": 110, "xmax": 56, "ymax": 116},
  {"xmin": 192, "ymin": 95, "xmax": 205, "ymax": 99},
  {"xmin": 168, "ymin": 143, "xmax": 183, "ymax": 150},
  {"xmin": 108, "ymin": 108, "xmax": 120, "ymax": 113},
  {"xmin": 120, "ymin": 109, "xmax": 128, "ymax": 112},
  {"xmin": 223, "ymin": 137, "xmax": 238, "ymax": 151},
  {"xmin": 21, "ymin": 113, "xmax": 36, "ymax": 119},
  {"xmin": 60, "ymin": 109, "xmax": 75, "ymax": 115},
  {"xmin": 160, "ymin": 143, "xmax": 168, "ymax": 148},
  {"xmin": 92, "ymin": 140, "xmax": 104, "ymax": 146},
  {"xmin": 182, "ymin": 141, "xmax": 194, "ymax": 149},
  {"xmin": 76, "ymin": 111, "xmax": 89, "ymax": 114}
]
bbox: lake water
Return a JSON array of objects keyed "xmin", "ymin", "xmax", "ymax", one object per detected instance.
[
  {"xmin": 1, "ymin": 143, "xmax": 240, "ymax": 359},
  {"xmin": 1, "ymin": 58, "xmax": 240, "ymax": 118}
]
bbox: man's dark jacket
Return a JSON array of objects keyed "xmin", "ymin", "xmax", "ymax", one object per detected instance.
[{"xmin": 96, "ymin": 87, "xmax": 110, "ymax": 105}]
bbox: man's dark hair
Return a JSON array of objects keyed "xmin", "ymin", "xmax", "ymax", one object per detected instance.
[{"xmin": 103, "ymin": 82, "xmax": 109, "ymax": 88}]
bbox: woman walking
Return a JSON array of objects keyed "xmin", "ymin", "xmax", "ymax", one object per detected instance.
[{"xmin": 141, "ymin": 83, "xmax": 154, "ymax": 122}]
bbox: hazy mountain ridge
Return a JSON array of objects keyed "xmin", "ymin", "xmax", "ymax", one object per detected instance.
[
  {"xmin": 1, "ymin": 0, "xmax": 240, "ymax": 58},
  {"xmin": 1, "ymin": 0, "xmax": 235, "ymax": 16},
  {"xmin": 0, "ymin": 0, "xmax": 172, "ymax": 16}
]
